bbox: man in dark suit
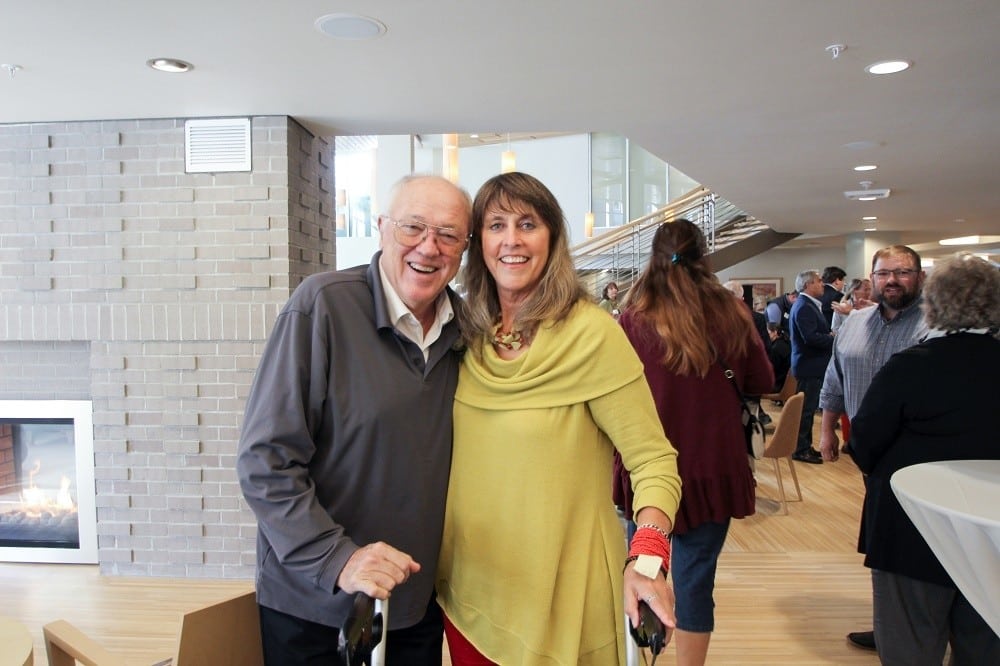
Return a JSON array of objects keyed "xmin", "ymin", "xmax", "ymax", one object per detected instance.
[
  {"xmin": 820, "ymin": 266, "xmax": 846, "ymax": 325},
  {"xmin": 788, "ymin": 269, "xmax": 833, "ymax": 463}
]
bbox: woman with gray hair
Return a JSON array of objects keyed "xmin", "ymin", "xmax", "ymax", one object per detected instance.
[{"xmin": 848, "ymin": 253, "xmax": 999, "ymax": 665}]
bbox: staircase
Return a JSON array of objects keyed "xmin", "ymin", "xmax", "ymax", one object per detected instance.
[{"xmin": 571, "ymin": 187, "xmax": 798, "ymax": 290}]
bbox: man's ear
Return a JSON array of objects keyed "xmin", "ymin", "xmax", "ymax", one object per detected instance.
[{"xmin": 375, "ymin": 215, "xmax": 385, "ymax": 248}]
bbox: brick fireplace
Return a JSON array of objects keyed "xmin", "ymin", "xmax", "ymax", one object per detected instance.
[{"xmin": 0, "ymin": 116, "xmax": 335, "ymax": 577}]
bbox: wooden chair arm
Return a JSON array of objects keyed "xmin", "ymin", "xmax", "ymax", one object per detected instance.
[{"xmin": 43, "ymin": 619, "xmax": 129, "ymax": 666}]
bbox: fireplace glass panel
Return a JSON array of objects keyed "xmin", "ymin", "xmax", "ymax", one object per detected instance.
[{"xmin": 0, "ymin": 401, "xmax": 97, "ymax": 563}]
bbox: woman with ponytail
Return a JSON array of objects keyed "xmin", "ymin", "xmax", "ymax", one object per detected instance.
[{"xmin": 616, "ymin": 219, "xmax": 773, "ymax": 666}]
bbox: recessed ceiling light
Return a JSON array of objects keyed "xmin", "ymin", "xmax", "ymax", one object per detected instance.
[
  {"xmin": 864, "ymin": 227, "xmax": 877, "ymax": 232},
  {"xmin": 862, "ymin": 216, "xmax": 877, "ymax": 221},
  {"xmin": 866, "ymin": 60, "xmax": 911, "ymax": 75},
  {"xmin": 315, "ymin": 13, "xmax": 387, "ymax": 40},
  {"xmin": 858, "ymin": 196, "xmax": 878, "ymax": 201},
  {"xmin": 854, "ymin": 164, "xmax": 878, "ymax": 171},
  {"xmin": 146, "ymin": 58, "xmax": 193, "ymax": 73}
]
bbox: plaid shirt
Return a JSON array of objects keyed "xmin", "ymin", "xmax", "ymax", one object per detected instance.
[{"xmin": 819, "ymin": 299, "xmax": 928, "ymax": 418}]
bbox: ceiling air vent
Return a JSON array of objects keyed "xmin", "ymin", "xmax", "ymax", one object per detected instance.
[
  {"xmin": 843, "ymin": 188, "xmax": 890, "ymax": 200},
  {"xmin": 185, "ymin": 118, "xmax": 251, "ymax": 173}
]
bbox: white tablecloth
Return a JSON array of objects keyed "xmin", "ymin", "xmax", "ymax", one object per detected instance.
[{"xmin": 891, "ymin": 460, "xmax": 1000, "ymax": 636}]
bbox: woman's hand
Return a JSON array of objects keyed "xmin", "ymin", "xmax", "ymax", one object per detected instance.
[
  {"xmin": 831, "ymin": 300, "xmax": 854, "ymax": 315},
  {"xmin": 624, "ymin": 561, "xmax": 676, "ymax": 646}
]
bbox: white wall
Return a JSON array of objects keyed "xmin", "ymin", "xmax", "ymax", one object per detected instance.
[
  {"xmin": 716, "ymin": 246, "xmax": 849, "ymax": 295},
  {"xmin": 459, "ymin": 134, "xmax": 592, "ymax": 245},
  {"xmin": 337, "ymin": 134, "xmax": 593, "ymax": 269}
]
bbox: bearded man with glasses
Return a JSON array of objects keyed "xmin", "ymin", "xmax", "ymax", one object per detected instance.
[
  {"xmin": 238, "ymin": 174, "xmax": 472, "ymax": 665},
  {"xmin": 818, "ymin": 245, "xmax": 929, "ymax": 653}
]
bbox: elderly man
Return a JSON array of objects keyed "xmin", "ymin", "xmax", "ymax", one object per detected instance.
[
  {"xmin": 237, "ymin": 174, "xmax": 472, "ymax": 665},
  {"xmin": 818, "ymin": 245, "xmax": 928, "ymax": 652},
  {"xmin": 788, "ymin": 269, "xmax": 833, "ymax": 463}
]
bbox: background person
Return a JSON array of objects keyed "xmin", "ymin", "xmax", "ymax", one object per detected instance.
[
  {"xmin": 829, "ymin": 276, "xmax": 875, "ymax": 443},
  {"xmin": 818, "ymin": 245, "xmax": 929, "ymax": 652},
  {"xmin": 848, "ymin": 252, "xmax": 1000, "ymax": 664},
  {"xmin": 765, "ymin": 290, "xmax": 798, "ymax": 334},
  {"xmin": 820, "ymin": 266, "xmax": 847, "ymax": 325},
  {"xmin": 598, "ymin": 280, "xmax": 622, "ymax": 318},
  {"xmin": 766, "ymin": 321, "xmax": 791, "ymax": 394},
  {"xmin": 788, "ymin": 269, "xmax": 833, "ymax": 464},
  {"xmin": 436, "ymin": 172, "xmax": 682, "ymax": 665},
  {"xmin": 622, "ymin": 222, "xmax": 773, "ymax": 666},
  {"xmin": 723, "ymin": 279, "xmax": 771, "ymax": 425},
  {"xmin": 831, "ymin": 277, "xmax": 874, "ymax": 333},
  {"xmin": 237, "ymin": 174, "xmax": 472, "ymax": 665}
]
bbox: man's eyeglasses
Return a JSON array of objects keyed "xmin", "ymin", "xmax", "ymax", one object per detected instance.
[
  {"xmin": 872, "ymin": 268, "xmax": 918, "ymax": 279},
  {"xmin": 384, "ymin": 216, "xmax": 470, "ymax": 255}
]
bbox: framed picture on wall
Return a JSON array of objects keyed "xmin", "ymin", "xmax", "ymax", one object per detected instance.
[{"xmin": 736, "ymin": 278, "xmax": 782, "ymax": 313}]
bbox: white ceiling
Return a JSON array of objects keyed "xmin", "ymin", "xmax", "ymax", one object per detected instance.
[{"xmin": 3, "ymin": 1, "xmax": 999, "ymax": 258}]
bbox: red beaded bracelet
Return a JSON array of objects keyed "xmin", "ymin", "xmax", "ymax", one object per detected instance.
[{"xmin": 626, "ymin": 525, "xmax": 671, "ymax": 576}]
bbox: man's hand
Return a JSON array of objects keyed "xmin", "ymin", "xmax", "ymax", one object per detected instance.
[
  {"xmin": 337, "ymin": 541, "xmax": 421, "ymax": 600},
  {"xmin": 819, "ymin": 428, "xmax": 840, "ymax": 461},
  {"xmin": 819, "ymin": 409, "xmax": 842, "ymax": 462}
]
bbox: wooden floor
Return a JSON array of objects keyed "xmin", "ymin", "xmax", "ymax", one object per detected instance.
[{"xmin": 1, "ymin": 406, "xmax": 880, "ymax": 665}]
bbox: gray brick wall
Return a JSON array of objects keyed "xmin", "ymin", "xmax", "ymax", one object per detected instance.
[{"xmin": 0, "ymin": 116, "xmax": 335, "ymax": 577}]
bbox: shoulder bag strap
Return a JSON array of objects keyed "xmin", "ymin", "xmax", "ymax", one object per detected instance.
[{"xmin": 718, "ymin": 359, "xmax": 750, "ymax": 410}]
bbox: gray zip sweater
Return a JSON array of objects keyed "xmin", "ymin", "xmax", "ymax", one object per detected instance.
[{"xmin": 237, "ymin": 252, "xmax": 462, "ymax": 629}]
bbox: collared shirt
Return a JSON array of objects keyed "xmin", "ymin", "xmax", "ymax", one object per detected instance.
[
  {"xmin": 800, "ymin": 292, "xmax": 823, "ymax": 309},
  {"xmin": 378, "ymin": 265, "xmax": 455, "ymax": 361},
  {"xmin": 819, "ymin": 298, "xmax": 928, "ymax": 418}
]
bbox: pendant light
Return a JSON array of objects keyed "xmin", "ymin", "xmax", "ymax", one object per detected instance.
[{"xmin": 501, "ymin": 133, "xmax": 516, "ymax": 173}]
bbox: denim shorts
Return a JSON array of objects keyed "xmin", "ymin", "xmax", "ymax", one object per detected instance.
[{"xmin": 670, "ymin": 519, "xmax": 731, "ymax": 633}]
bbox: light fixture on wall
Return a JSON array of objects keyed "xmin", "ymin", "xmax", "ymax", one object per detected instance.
[
  {"xmin": 584, "ymin": 212, "xmax": 595, "ymax": 238},
  {"xmin": 442, "ymin": 133, "xmax": 459, "ymax": 183},
  {"xmin": 501, "ymin": 133, "xmax": 516, "ymax": 173}
]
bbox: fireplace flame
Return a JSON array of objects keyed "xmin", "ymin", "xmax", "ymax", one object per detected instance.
[{"xmin": 20, "ymin": 459, "xmax": 77, "ymax": 514}]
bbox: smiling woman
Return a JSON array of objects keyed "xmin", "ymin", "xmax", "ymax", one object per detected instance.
[{"xmin": 436, "ymin": 172, "xmax": 682, "ymax": 665}]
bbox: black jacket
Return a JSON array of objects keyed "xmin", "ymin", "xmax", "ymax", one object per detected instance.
[{"xmin": 849, "ymin": 332, "xmax": 1000, "ymax": 586}]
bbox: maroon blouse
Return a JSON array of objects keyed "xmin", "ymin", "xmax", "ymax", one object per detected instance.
[{"xmin": 616, "ymin": 310, "xmax": 774, "ymax": 535}]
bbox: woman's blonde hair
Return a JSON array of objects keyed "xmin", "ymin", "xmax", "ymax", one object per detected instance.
[
  {"xmin": 623, "ymin": 219, "xmax": 755, "ymax": 376},
  {"xmin": 461, "ymin": 172, "xmax": 587, "ymax": 351}
]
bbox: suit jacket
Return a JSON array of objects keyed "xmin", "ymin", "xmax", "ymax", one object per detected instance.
[
  {"xmin": 849, "ymin": 332, "xmax": 1000, "ymax": 586},
  {"xmin": 788, "ymin": 295, "xmax": 833, "ymax": 379},
  {"xmin": 820, "ymin": 284, "xmax": 843, "ymax": 325}
]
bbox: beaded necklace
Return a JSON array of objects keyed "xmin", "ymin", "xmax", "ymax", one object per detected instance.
[{"xmin": 492, "ymin": 326, "xmax": 525, "ymax": 351}]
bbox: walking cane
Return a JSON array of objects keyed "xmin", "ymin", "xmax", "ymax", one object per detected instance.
[{"xmin": 338, "ymin": 594, "xmax": 388, "ymax": 666}]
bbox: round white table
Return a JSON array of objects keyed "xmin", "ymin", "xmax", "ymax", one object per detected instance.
[
  {"xmin": 891, "ymin": 459, "xmax": 1000, "ymax": 636},
  {"xmin": 0, "ymin": 616, "xmax": 33, "ymax": 666}
]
